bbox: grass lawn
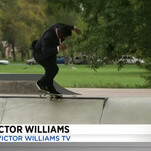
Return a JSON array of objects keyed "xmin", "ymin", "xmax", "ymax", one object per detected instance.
[{"xmin": 0, "ymin": 63, "xmax": 147, "ymax": 88}]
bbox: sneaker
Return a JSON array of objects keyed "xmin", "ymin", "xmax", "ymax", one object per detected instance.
[{"xmin": 36, "ymin": 81, "xmax": 48, "ymax": 92}]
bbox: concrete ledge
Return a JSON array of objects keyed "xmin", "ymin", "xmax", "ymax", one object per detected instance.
[
  {"xmin": 0, "ymin": 81, "xmax": 38, "ymax": 94},
  {"xmin": 0, "ymin": 81, "xmax": 79, "ymax": 95},
  {"xmin": 1, "ymin": 95, "xmax": 151, "ymax": 124},
  {"xmin": 0, "ymin": 98, "xmax": 104, "ymax": 124}
]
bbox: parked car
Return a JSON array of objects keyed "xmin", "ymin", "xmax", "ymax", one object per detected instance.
[
  {"xmin": 57, "ymin": 56, "xmax": 65, "ymax": 64},
  {"xmin": 73, "ymin": 55, "xmax": 88, "ymax": 64},
  {"xmin": 26, "ymin": 58, "xmax": 38, "ymax": 65},
  {"xmin": 26, "ymin": 56, "xmax": 65, "ymax": 65},
  {"xmin": 0, "ymin": 60, "xmax": 10, "ymax": 65},
  {"xmin": 118, "ymin": 55, "xmax": 144, "ymax": 64}
]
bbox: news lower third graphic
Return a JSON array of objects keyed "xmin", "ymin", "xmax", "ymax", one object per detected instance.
[
  {"xmin": 1, "ymin": 125, "xmax": 151, "ymax": 142},
  {"xmin": 0, "ymin": 125, "xmax": 70, "ymax": 142}
]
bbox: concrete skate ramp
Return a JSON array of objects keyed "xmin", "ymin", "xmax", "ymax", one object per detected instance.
[
  {"xmin": 101, "ymin": 97, "xmax": 151, "ymax": 124},
  {"xmin": 0, "ymin": 97, "xmax": 105, "ymax": 124},
  {"xmin": 54, "ymin": 81, "xmax": 79, "ymax": 95},
  {"xmin": 1, "ymin": 95, "xmax": 151, "ymax": 124},
  {"xmin": 0, "ymin": 74, "xmax": 79, "ymax": 95}
]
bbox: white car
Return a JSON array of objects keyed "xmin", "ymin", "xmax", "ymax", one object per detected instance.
[
  {"xmin": 26, "ymin": 58, "xmax": 38, "ymax": 65},
  {"xmin": 0, "ymin": 60, "xmax": 10, "ymax": 65},
  {"xmin": 118, "ymin": 55, "xmax": 144, "ymax": 64}
]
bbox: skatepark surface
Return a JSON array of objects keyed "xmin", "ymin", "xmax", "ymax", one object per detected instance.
[
  {"xmin": 0, "ymin": 88, "xmax": 151, "ymax": 124},
  {"xmin": 0, "ymin": 74, "xmax": 151, "ymax": 124}
]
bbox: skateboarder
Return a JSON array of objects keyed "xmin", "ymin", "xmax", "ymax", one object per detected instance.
[{"xmin": 31, "ymin": 23, "xmax": 81, "ymax": 94}]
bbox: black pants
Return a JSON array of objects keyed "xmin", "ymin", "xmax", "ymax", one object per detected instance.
[{"xmin": 37, "ymin": 58, "xmax": 59, "ymax": 92}]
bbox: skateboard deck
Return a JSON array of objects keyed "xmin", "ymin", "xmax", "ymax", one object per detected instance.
[
  {"xmin": 38, "ymin": 89, "xmax": 61, "ymax": 98},
  {"xmin": 38, "ymin": 89, "xmax": 79, "ymax": 101}
]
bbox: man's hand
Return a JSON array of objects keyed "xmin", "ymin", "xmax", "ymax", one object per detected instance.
[
  {"xmin": 74, "ymin": 26, "xmax": 82, "ymax": 35},
  {"xmin": 59, "ymin": 42, "xmax": 66, "ymax": 51}
]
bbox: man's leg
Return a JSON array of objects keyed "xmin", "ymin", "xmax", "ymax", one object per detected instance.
[
  {"xmin": 36, "ymin": 59, "xmax": 48, "ymax": 91},
  {"xmin": 37, "ymin": 59, "xmax": 59, "ymax": 93},
  {"xmin": 44, "ymin": 64, "xmax": 59, "ymax": 93}
]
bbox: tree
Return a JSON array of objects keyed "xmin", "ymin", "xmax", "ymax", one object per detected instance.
[
  {"xmin": 47, "ymin": 0, "xmax": 151, "ymax": 86},
  {"xmin": 0, "ymin": 1, "xmax": 5, "ymax": 58},
  {"xmin": 0, "ymin": 0, "xmax": 48, "ymax": 61},
  {"xmin": 14, "ymin": 0, "xmax": 48, "ymax": 61}
]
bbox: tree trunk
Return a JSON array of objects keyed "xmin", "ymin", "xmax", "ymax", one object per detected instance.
[
  {"xmin": 21, "ymin": 49, "xmax": 24, "ymax": 62},
  {"xmin": 27, "ymin": 49, "xmax": 30, "ymax": 59},
  {"xmin": 0, "ymin": 44, "xmax": 5, "ymax": 58},
  {"xmin": 12, "ymin": 42, "xmax": 16, "ymax": 61}
]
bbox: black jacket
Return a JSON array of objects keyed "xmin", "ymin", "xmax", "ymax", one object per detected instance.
[{"xmin": 32, "ymin": 23, "xmax": 74, "ymax": 63}]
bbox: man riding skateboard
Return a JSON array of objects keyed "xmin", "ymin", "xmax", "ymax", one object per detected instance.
[{"xmin": 31, "ymin": 23, "xmax": 81, "ymax": 94}]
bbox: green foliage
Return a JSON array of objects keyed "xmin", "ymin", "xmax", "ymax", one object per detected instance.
[
  {"xmin": 46, "ymin": 0, "xmax": 151, "ymax": 86},
  {"xmin": 0, "ymin": 0, "xmax": 48, "ymax": 61},
  {"xmin": 0, "ymin": 0, "xmax": 150, "ymax": 86}
]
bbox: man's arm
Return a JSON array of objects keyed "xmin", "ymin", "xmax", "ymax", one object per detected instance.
[{"xmin": 74, "ymin": 26, "xmax": 82, "ymax": 35}]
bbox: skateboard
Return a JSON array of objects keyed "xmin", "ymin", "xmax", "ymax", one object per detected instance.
[
  {"xmin": 47, "ymin": 93, "xmax": 63, "ymax": 101},
  {"xmin": 36, "ymin": 81, "xmax": 80, "ymax": 101},
  {"xmin": 37, "ymin": 84, "xmax": 80, "ymax": 101},
  {"xmin": 38, "ymin": 89, "xmax": 63, "ymax": 101}
]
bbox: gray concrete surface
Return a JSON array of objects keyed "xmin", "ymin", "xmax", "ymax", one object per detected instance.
[
  {"xmin": 0, "ymin": 74, "xmax": 79, "ymax": 94},
  {"xmin": 0, "ymin": 98, "xmax": 6, "ymax": 123},
  {"xmin": 0, "ymin": 81, "xmax": 79, "ymax": 95},
  {"xmin": 70, "ymin": 89, "xmax": 151, "ymax": 124},
  {"xmin": 101, "ymin": 97, "xmax": 151, "ymax": 124},
  {"xmin": 0, "ymin": 81, "xmax": 38, "ymax": 94},
  {"xmin": 0, "ymin": 79, "xmax": 151, "ymax": 124},
  {"xmin": 0, "ymin": 98, "xmax": 104, "ymax": 124},
  {"xmin": 69, "ymin": 88, "xmax": 151, "ymax": 97},
  {"xmin": 1, "ymin": 94, "xmax": 151, "ymax": 124}
]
